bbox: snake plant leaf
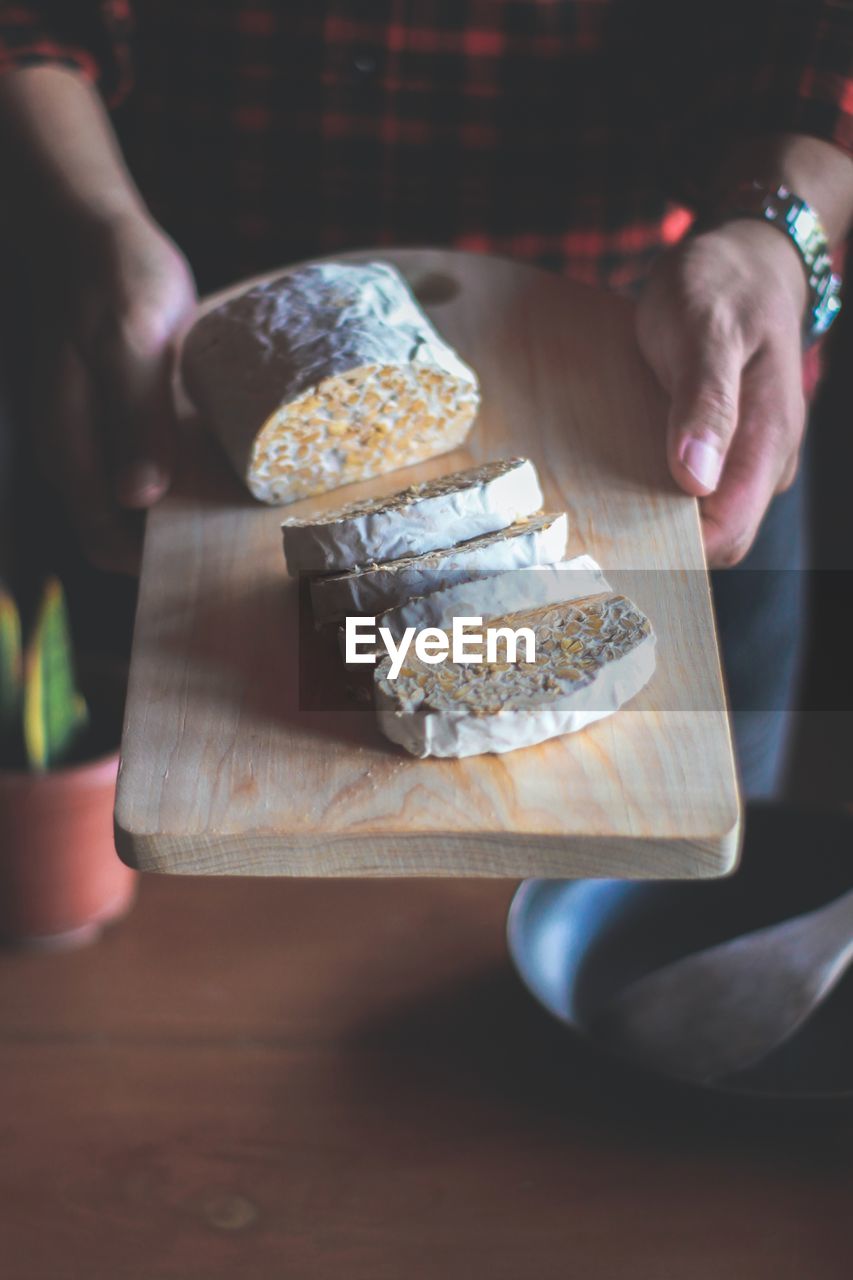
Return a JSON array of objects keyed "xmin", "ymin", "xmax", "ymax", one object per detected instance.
[
  {"xmin": 23, "ymin": 577, "xmax": 89, "ymax": 771},
  {"xmin": 0, "ymin": 582, "xmax": 23, "ymax": 755}
]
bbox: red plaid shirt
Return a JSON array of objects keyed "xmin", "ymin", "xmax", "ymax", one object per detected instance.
[{"xmin": 1, "ymin": 1, "xmax": 851, "ymax": 299}]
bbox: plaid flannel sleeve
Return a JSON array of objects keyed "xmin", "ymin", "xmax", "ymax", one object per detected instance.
[
  {"xmin": 704, "ymin": 1, "xmax": 853, "ymax": 155},
  {"xmin": 0, "ymin": 1, "xmax": 133, "ymax": 106},
  {"xmin": 654, "ymin": 1, "xmax": 852, "ymax": 208},
  {"xmin": 764, "ymin": 1, "xmax": 853, "ymax": 156}
]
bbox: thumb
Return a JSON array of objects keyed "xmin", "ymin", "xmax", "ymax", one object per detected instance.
[
  {"xmin": 80, "ymin": 221, "xmax": 197, "ymax": 510},
  {"xmin": 91, "ymin": 302, "xmax": 180, "ymax": 510},
  {"xmin": 667, "ymin": 341, "xmax": 743, "ymax": 498}
]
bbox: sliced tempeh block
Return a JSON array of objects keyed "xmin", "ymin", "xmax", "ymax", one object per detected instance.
[
  {"xmin": 378, "ymin": 555, "xmax": 610, "ymax": 642},
  {"xmin": 282, "ymin": 457, "xmax": 542, "ymax": 574},
  {"xmin": 375, "ymin": 593, "xmax": 655, "ymax": 758},
  {"xmin": 182, "ymin": 261, "xmax": 480, "ymax": 505},
  {"xmin": 311, "ymin": 512, "xmax": 568, "ymax": 625}
]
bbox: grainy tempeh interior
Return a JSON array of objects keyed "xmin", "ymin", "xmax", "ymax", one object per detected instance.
[
  {"xmin": 378, "ymin": 595, "xmax": 652, "ymax": 717},
  {"xmin": 251, "ymin": 362, "xmax": 478, "ymax": 504}
]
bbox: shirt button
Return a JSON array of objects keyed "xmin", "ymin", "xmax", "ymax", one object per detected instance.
[{"xmin": 352, "ymin": 53, "xmax": 377, "ymax": 75}]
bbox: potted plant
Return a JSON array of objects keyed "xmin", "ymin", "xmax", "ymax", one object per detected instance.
[{"xmin": 0, "ymin": 575, "xmax": 136, "ymax": 948}]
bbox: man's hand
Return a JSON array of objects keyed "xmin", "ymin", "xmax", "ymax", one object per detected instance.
[
  {"xmin": 636, "ymin": 219, "xmax": 808, "ymax": 567},
  {"xmin": 0, "ymin": 65, "xmax": 197, "ymax": 573},
  {"xmin": 33, "ymin": 210, "xmax": 196, "ymax": 573}
]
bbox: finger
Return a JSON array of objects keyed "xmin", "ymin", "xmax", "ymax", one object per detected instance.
[
  {"xmin": 39, "ymin": 344, "xmax": 143, "ymax": 574},
  {"xmin": 666, "ymin": 332, "xmax": 745, "ymax": 499},
  {"xmin": 776, "ymin": 445, "xmax": 801, "ymax": 495},
  {"xmin": 85, "ymin": 301, "xmax": 179, "ymax": 510},
  {"xmin": 700, "ymin": 345, "xmax": 805, "ymax": 567}
]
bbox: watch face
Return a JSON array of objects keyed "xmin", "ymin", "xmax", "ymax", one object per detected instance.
[
  {"xmin": 788, "ymin": 206, "xmax": 819, "ymax": 261},
  {"xmin": 790, "ymin": 206, "xmax": 818, "ymax": 246}
]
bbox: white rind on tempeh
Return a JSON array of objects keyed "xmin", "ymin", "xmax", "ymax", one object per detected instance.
[
  {"xmin": 182, "ymin": 261, "xmax": 480, "ymax": 505},
  {"xmin": 374, "ymin": 594, "xmax": 655, "ymax": 758},
  {"xmin": 378, "ymin": 555, "xmax": 610, "ymax": 642},
  {"xmin": 311, "ymin": 512, "xmax": 568, "ymax": 625},
  {"xmin": 282, "ymin": 457, "xmax": 543, "ymax": 574}
]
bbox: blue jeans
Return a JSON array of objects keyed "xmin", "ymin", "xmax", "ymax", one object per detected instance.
[{"xmin": 711, "ymin": 451, "xmax": 809, "ymax": 799}]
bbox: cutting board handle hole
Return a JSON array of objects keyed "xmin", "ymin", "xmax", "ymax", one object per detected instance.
[{"xmin": 409, "ymin": 272, "xmax": 461, "ymax": 305}]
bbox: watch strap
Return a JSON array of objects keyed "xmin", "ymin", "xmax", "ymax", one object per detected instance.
[{"xmin": 703, "ymin": 180, "xmax": 842, "ymax": 344}]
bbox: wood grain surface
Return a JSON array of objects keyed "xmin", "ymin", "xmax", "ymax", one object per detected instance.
[
  {"xmin": 115, "ymin": 248, "xmax": 740, "ymax": 877},
  {"xmin": 0, "ymin": 875, "xmax": 848, "ymax": 1280}
]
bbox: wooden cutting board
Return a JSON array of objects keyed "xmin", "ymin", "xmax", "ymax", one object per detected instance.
[{"xmin": 115, "ymin": 248, "xmax": 740, "ymax": 878}]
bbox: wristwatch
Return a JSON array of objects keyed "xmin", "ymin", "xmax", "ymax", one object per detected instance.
[{"xmin": 705, "ymin": 180, "xmax": 842, "ymax": 345}]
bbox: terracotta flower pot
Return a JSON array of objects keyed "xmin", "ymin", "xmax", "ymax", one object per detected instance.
[{"xmin": 0, "ymin": 742, "xmax": 136, "ymax": 950}]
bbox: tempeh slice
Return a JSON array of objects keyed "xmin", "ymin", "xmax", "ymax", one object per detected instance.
[
  {"xmin": 310, "ymin": 512, "xmax": 568, "ymax": 625},
  {"xmin": 378, "ymin": 554, "xmax": 609, "ymax": 642},
  {"xmin": 375, "ymin": 594, "xmax": 655, "ymax": 758},
  {"xmin": 282, "ymin": 457, "xmax": 542, "ymax": 574}
]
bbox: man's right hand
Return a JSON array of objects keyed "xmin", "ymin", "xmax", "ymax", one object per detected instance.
[{"xmin": 33, "ymin": 210, "xmax": 196, "ymax": 573}]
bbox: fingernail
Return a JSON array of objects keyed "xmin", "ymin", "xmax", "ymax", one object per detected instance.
[
  {"xmin": 679, "ymin": 438, "xmax": 723, "ymax": 491},
  {"xmin": 116, "ymin": 461, "xmax": 168, "ymax": 507}
]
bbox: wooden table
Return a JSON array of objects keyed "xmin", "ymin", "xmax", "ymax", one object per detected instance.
[
  {"xmin": 0, "ymin": 875, "xmax": 847, "ymax": 1279},
  {"xmin": 116, "ymin": 249, "xmax": 740, "ymax": 880}
]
